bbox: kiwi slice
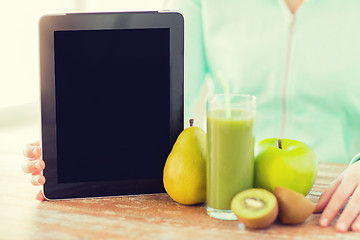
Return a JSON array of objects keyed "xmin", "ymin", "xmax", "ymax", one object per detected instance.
[
  {"xmin": 231, "ymin": 188, "xmax": 278, "ymax": 229},
  {"xmin": 273, "ymin": 186, "xmax": 315, "ymax": 224}
]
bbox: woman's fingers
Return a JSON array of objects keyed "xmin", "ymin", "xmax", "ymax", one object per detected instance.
[
  {"xmin": 22, "ymin": 141, "xmax": 46, "ymax": 201},
  {"xmin": 23, "ymin": 141, "xmax": 41, "ymax": 158},
  {"xmin": 319, "ymin": 179, "xmax": 356, "ymax": 228},
  {"xmin": 35, "ymin": 190, "xmax": 46, "ymax": 201},
  {"xmin": 314, "ymin": 172, "xmax": 344, "ymax": 213},
  {"xmin": 30, "ymin": 172, "xmax": 46, "ymax": 186},
  {"xmin": 335, "ymin": 186, "xmax": 360, "ymax": 232},
  {"xmin": 351, "ymin": 214, "xmax": 360, "ymax": 232},
  {"xmin": 22, "ymin": 159, "xmax": 45, "ymax": 174}
]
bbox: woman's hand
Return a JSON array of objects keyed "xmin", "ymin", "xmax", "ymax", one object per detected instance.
[
  {"xmin": 315, "ymin": 161, "xmax": 360, "ymax": 232},
  {"xmin": 22, "ymin": 140, "xmax": 46, "ymax": 201}
]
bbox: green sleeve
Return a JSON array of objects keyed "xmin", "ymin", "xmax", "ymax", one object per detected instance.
[
  {"xmin": 349, "ymin": 153, "xmax": 360, "ymax": 165},
  {"xmin": 169, "ymin": 0, "xmax": 208, "ymax": 124}
]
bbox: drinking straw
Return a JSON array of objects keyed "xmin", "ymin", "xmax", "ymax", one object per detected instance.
[{"xmin": 217, "ymin": 72, "xmax": 231, "ymax": 118}]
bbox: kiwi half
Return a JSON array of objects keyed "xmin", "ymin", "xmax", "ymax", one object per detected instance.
[
  {"xmin": 273, "ymin": 186, "xmax": 315, "ymax": 224},
  {"xmin": 231, "ymin": 188, "xmax": 278, "ymax": 229}
]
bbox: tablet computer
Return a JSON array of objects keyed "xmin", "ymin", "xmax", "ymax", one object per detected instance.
[{"xmin": 39, "ymin": 11, "xmax": 184, "ymax": 200}]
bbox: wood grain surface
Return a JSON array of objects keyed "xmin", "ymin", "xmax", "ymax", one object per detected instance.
[{"xmin": 1, "ymin": 152, "xmax": 359, "ymax": 240}]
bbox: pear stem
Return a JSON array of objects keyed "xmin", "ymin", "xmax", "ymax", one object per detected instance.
[
  {"xmin": 278, "ymin": 139, "xmax": 283, "ymax": 149},
  {"xmin": 189, "ymin": 119, "xmax": 194, "ymax": 127}
]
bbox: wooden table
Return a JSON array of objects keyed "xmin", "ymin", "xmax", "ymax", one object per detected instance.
[{"xmin": 2, "ymin": 152, "xmax": 360, "ymax": 240}]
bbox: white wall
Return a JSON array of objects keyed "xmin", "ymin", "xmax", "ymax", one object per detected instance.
[
  {"xmin": 0, "ymin": 0, "xmax": 166, "ymax": 153},
  {"xmin": 0, "ymin": 0, "xmax": 166, "ymax": 109}
]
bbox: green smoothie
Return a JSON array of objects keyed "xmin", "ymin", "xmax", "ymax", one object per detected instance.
[{"xmin": 207, "ymin": 109, "xmax": 254, "ymax": 210}]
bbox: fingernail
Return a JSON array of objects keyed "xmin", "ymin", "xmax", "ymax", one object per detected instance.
[
  {"xmin": 337, "ymin": 222, "xmax": 347, "ymax": 232},
  {"xmin": 37, "ymin": 177, "xmax": 44, "ymax": 185},
  {"xmin": 34, "ymin": 161, "xmax": 41, "ymax": 170},
  {"xmin": 320, "ymin": 218, "xmax": 329, "ymax": 227},
  {"xmin": 33, "ymin": 147, "xmax": 39, "ymax": 155}
]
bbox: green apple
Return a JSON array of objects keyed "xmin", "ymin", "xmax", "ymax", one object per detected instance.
[{"xmin": 254, "ymin": 138, "xmax": 317, "ymax": 196}]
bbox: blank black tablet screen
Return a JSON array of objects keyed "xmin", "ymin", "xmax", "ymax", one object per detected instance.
[{"xmin": 54, "ymin": 28, "xmax": 170, "ymax": 184}]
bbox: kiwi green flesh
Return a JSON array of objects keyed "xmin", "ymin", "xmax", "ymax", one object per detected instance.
[{"xmin": 231, "ymin": 188, "xmax": 277, "ymax": 219}]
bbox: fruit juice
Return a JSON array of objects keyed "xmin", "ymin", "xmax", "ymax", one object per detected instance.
[{"xmin": 207, "ymin": 109, "xmax": 254, "ymax": 210}]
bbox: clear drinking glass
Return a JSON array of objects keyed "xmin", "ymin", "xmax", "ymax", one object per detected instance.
[{"xmin": 206, "ymin": 93, "xmax": 256, "ymax": 220}]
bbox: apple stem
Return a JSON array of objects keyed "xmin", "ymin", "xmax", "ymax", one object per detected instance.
[
  {"xmin": 278, "ymin": 139, "xmax": 283, "ymax": 149},
  {"xmin": 189, "ymin": 119, "xmax": 194, "ymax": 127}
]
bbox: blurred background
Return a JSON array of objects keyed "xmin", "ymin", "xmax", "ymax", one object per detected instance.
[{"xmin": 0, "ymin": 0, "xmax": 167, "ymax": 154}]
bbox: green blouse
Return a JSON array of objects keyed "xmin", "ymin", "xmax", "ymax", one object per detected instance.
[{"xmin": 168, "ymin": 0, "xmax": 360, "ymax": 164}]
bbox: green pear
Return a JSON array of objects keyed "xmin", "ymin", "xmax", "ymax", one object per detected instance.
[{"xmin": 163, "ymin": 119, "xmax": 207, "ymax": 205}]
